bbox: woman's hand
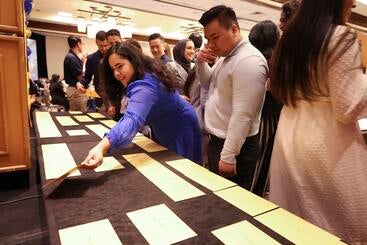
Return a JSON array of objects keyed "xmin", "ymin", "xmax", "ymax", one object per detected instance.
[
  {"xmin": 107, "ymin": 105, "xmax": 116, "ymax": 117},
  {"xmin": 81, "ymin": 137, "xmax": 111, "ymax": 169},
  {"xmin": 82, "ymin": 146, "xmax": 104, "ymax": 169}
]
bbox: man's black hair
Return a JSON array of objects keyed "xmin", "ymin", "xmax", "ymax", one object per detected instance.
[
  {"xmin": 148, "ymin": 33, "xmax": 164, "ymax": 42},
  {"xmin": 95, "ymin": 30, "xmax": 106, "ymax": 41},
  {"xmin": 199, "ymin": 5, "xmax": 239, "ymax": 29}
]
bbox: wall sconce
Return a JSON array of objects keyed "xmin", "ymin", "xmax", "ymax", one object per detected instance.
[
  {"xmin": 86, "ymin": 24, "xmax": 98, "ymax": 38},
  {"xmin": 117, "ymin": 25, "xmax": 133, "ymax": 38},
  {"xmin": 77, "ymin": 16, "xmax": 87, "ymax": 33}
]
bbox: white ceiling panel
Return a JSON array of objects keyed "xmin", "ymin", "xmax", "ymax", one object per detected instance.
[{"xmin": 29, "ymin": 0, "xmax": 367, "ymax": 40}]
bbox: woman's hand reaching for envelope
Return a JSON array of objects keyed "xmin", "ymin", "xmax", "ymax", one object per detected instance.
[{"xmin": 82, "ymin": 137, "xmax": 111, "ymax": 169}]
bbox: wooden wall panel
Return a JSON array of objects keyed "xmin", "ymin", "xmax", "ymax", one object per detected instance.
[
  {"xmin": 0, "ymin": 36, "xmax": 30, "ymax": 171},
  {"xmin": 0, "ymin": 55, "xmax": 9, "ymax": 156},
  {"xmin": 0, "ymin": 0, "xmax": 24, "ymax": 35}
]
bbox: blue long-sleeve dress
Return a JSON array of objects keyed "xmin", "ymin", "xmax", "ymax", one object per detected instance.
[{"xmin": 106, "ymin": 73, "xmax": 202, "ymax": 163}]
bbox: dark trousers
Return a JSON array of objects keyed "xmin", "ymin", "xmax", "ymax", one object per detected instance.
[{"xmin": 208, "ymin": 133, "xmax": 260, "ymax": 190}]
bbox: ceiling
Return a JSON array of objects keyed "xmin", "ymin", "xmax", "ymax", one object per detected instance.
[{"xmin": 29, "ymin": 0, "xmax": 367, "ymax": 39}]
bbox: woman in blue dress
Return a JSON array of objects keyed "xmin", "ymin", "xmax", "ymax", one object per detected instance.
[{"xmin": 82, "ymin": 42, "xmax": 202, "ymax": 168}]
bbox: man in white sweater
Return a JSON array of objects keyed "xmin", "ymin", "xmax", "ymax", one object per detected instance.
[{"xmin": 196, "ymin": 5, "xmax": 268, "ymax": 189}]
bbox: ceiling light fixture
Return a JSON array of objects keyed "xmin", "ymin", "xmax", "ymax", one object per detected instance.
[
  {"xmin": 77, "ymin": 4, "xmax": 133, "ymax": 37},
  {"xmin": 58, "ymin": 11, "xmax": 72, "ymax": 17}
]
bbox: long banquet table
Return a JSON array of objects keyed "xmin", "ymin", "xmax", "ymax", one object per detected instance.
[{"xmin": 33, "ymin": 111, "xmax": 346, "ymax": 245}]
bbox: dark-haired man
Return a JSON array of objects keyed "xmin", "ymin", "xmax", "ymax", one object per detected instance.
[
  {"xmin": 63, "ymin": 35, "xmax": 88, "ymax": 111},
  {"xmin": 101, "ymin": 29, "xmax": 123, "ymax": 119},
  {"xmin": 83, "ymin": 31, "xmax": 109, "ymax": 111},
  {"xmin": 196, "ymin": 5, "xmax": 268, "ymax": 189},
  {"xmin": 106, "ymin": 29, "xmax": 123, "ymax": 49},
  {"xmin": 148, "ymin": 33, "xmax": 172, "ymax": 64}
]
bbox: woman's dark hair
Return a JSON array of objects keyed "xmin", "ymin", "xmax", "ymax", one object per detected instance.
[
  {"xmin": 50, "ymin": 73, "xmax": 60, "ymax": 83},
  {"xmin": 270, "ymin": 0, "xmax": 356, "ymax": 107},
  {"xmin": 125, "ymin": 38, "xmax": 142, "ymax": 52},
  {"xmin": 249, "ymin": 20, "xmax": 280, "ymax": 65},
  {"xmin": 173, "ymin": 39, "xmax": 192, "ymax": 73},
  {"xmin": 281, "ymin": 0, "xmax": 301, "ymax": 23},
  {"xmin": 67, "ymin": 35, "xmax": 81, "ymax": 48},
  {"xmin": 188, "ymin": 32, "xmax": 203, "ymax": 49},
  {"xmin": 184, "ymin": 68, "xmax": 196, "ymax": 97},
  {"xmin": 103, "ymin": 42, "xmax": 177, "ymax": 102}
]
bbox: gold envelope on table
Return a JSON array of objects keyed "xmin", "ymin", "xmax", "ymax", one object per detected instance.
[
  {"xmin": 127, "ymin": 204, "xmax": 196, "ymax": 244},
  {"xmin": 132, "ymin": 136, "xmax": 166, "ymax": 152},
  {"xmin": 41, "ymin": 143, "xmax": 81, "ymax": 180},
  {"xmin": 211, "ymin": 220, "xmax": 280, "ymax": 245},
  {"xmin": 59, "ymin": 219, "xmax": 122, "ymax": 245},
  {"xmin": 85, "ymin": 89, "xmax": 100, "ymax": 98},
  {"xmin": 255, "ymin": 208, "xmax": 344, "ymax": 244},
  {"xmin": 166, "ymin": 159, "xmax": 236, "ymax": 192},
  {"xmin": 123, "ymin": 153, "xmax": 204, "ymax": 202},
  {"xmin": 35, "ymin": 112, "xmax": 61, "ymax": 138}
]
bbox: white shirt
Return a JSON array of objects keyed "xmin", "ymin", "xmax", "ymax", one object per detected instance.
[{"xmin": 197, "ymin": 39, "xmax": 268, "ymax": 164}]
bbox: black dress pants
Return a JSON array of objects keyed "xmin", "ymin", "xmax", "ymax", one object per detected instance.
[{"xmin": 208, "ymin": 133, "xmax": 260, "ymax": 190}]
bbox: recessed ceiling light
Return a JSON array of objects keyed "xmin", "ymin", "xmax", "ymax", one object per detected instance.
[
  {"xmin": 123, "ymin": 22, "xmax": 136, "ymax": 26},
  {"xmin": 52, "ymin": 15, "xmax": 74, "ymax": 24},
  {"xmin": 58, "ymin": 11, "xmax": 72, "ymax": 17}
]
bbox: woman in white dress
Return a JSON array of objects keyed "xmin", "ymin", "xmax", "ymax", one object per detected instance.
[{"xmin": 269, "ymin": 0, "xmax": 367, "ymax": 243}]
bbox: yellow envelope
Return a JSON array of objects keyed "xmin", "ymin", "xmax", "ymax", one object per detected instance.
[
  {"xmin": 85, "ymin": 89, "xmax": 100, "ymax": 98},
  {"xmin": 66, "ymin": 129, "xmax": 89, "ymax": 136},
  {"xmin": 212, "ymin": 220, "xmax": 280, "ymax": 245},
  {"xmin": 214, "ymin": 186, "xmax": 277, "ymax": 216},
  {"xmin": 100, "ymin": 120, "xmax": 117, "ymax": 129},
  {"xmin": 35, "ymin": 112, "xmax": 62, "ymax": 138},
  {"xmin": 59, "ymin": 219, "xmax": 122, "ymax": 245},
  {"xmin": 88, "ymin": 112, "xmax": 106, "ymax": 119},
  {"xmin": 68, "ymin": 111, "xmax": 82, "ymax": 114},
  {"xmin": 132, "ymin": 136, "xmax": 166, "ymax": 152},
  {"xmin": 86, "ymin": 124, "xmax": 110, "ymax": 138},
  {"xmin": 94, "ymin": 156, "xmax": 124, "ymax": 172},
  {"xmin": 127, "ymin": 204, "xmax": 196, "ymax": 244},
  {"xmin": 55, "ymin": 116, "xmax": 79, "ymax": 126},
  {"xmin": 41, "ymin": 143, "xmax": 81, "ymax": 179},
  {"xmin": 74, "ymin": 115, "xmax": 94, "ymax": 122},
  {"xmin": 255, "ymin": 208, "xmax": 343, "ymax": 244},
  {"xmin": 166, "ymin": 159, "xmax": 236, "ymax": 191},
  {"xmin": 123, "ymin": 153, "xmax": 204, "ymax": 202}
]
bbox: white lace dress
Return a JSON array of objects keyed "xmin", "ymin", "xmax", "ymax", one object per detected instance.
[{"xmin": 269, "ymin": 26, "xmax": 367, "ymax": 244}]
